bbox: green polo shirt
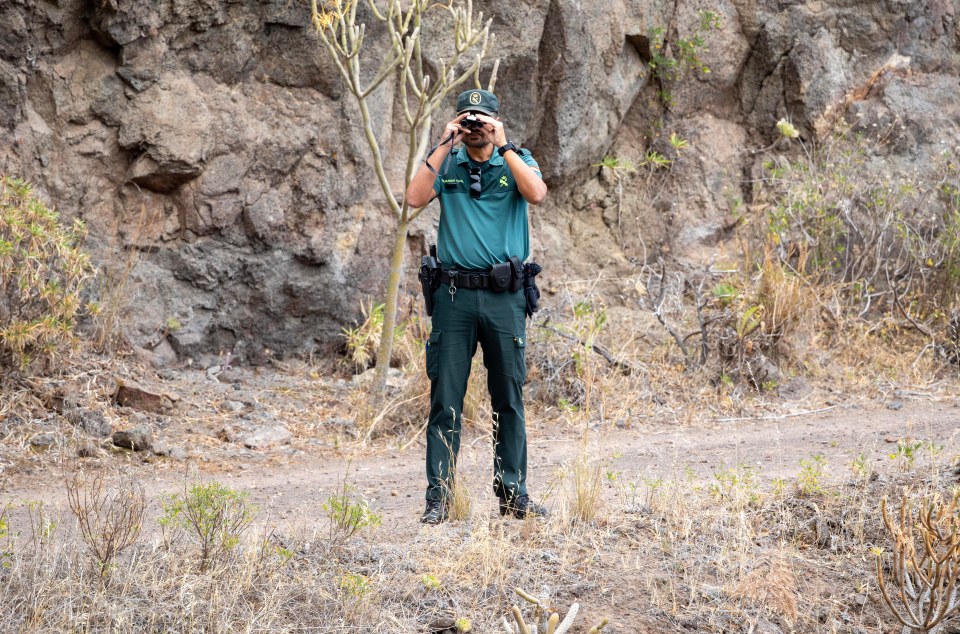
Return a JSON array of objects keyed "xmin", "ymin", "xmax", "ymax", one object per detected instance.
[{"xmin": 432, "ymin": 145, "xmax": 542, "ymax": 270}]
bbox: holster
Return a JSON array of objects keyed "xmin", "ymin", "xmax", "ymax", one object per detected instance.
[
  {"xmin": 419, "ymin": 253, "xmax": 440, "ymax": 316},
  {"xmin": 508, "ymin": 256, "xmax": 524, "ymax": 293},
  {"xmin": 522, "ymin": 261, "xmax": 542, "ymax": 318}
]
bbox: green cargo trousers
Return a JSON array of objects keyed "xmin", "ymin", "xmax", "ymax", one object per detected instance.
[{"xmin": 424, "ymin": 283, "xmax": 528, "ymax": 503}]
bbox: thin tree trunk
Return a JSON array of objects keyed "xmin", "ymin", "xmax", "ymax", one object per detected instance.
[{"xmin": 371, "ymin": 216, "xmax": 409, "ymax": 395}]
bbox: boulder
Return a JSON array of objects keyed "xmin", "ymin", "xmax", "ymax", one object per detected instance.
[
  {"xmin": 112, "ymin": 426, "xmax": 154, "ymax": 451},
  {"xmin": 113, "ymin": 379, "xmax": 178, "ymax": 413},
  {"xmin": 1, "ymin": 0, "xmax": 958, "ymax": 358},
  {"xmin": 217, "ymin": 423, "xmax": 292, "ymax": 449}
]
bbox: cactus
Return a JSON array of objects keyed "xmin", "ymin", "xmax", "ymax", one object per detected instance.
[
  {"xmin": 875, "ymin": 489, "xmax": 960, "ymax": 633},
  {"xmin": 501, "ymin": 587, "xmax": 608, "ymax": 634}
]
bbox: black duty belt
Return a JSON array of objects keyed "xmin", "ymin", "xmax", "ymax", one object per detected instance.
[{"xmin": 439, "ymin": 269, "xmax": 493, "ymax": 290}]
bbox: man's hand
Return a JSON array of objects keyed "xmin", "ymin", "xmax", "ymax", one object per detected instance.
[
  {"xmin": 472, "ymin": 113, "xmax": 508, "ymax": 147},
  {"xmin": 441, "ymin": 113, "xmax": 470, "ymax": 147}
]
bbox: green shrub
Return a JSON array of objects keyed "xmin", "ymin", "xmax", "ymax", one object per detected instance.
[
  {"xmin": 159, "ymin": 481, "xmax": 257, "ymax": 572},
  {"xmin": 0, "ymin": 176, "xmax": 94, "ymax": 372},
  {"xmin": 324, "ymin": 477, "xmax": 381, "ymax": 550}
]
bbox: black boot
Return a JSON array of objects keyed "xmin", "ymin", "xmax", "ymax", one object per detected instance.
[
  {"xmin": 420, "ymin": 499, "xmax": 449, "ymax": 524},
  {"xmin": 499, "ymin": 494, "xmax": 549, "ymax": 519}
]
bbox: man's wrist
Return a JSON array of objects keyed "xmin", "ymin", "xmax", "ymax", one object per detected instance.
[{"xmin": 497, "ymin": 141, "xmax": 517, "ymax": 157}]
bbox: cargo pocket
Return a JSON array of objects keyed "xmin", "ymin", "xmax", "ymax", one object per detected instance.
[
  {"xmin": 513, "ymin": 334, "xmax": 527, "ymax": 383},
  {"xmin": 425, "ymin": 330, "xmax": 442, "ymax": 381}
]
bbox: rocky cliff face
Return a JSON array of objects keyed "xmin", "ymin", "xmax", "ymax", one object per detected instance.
[{"xmin": 1, "ymin": 0, "xmax": 957, "ymax": 364}]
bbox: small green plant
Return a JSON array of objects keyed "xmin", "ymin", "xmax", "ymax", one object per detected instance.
[
  {"xmin": 639, "ymin": 149, "xmax": 671, "ymax": 169},
  {"xmin": 647, "ymin": 10, "xmax": 721, "ymax": 104},
  {"xmin": 797, "ymin": 454, "xmax": 828, "ymax": 496},
  {"xmin": 23, "ymin": 500, "xmax": 58, "ymax": 560},
  {"xmin": 159, "ymin": 481, "xmax": 256, "ymax": 572},
  {"xmin": 851, "ymin": 452, "xmax": 873, "ymax": 481},
  {"xmin": 592, "ymin": 156, "xmax": 636, "ymax": 172},
  {"xmin": 888, "ymin": 439, "xmax": 926, "ymax": 472},
  {"xmin": 708, "ymin": 463, "xmax": 762, "ymax": 510},
  {"xmin": 339, "ymin": 571, "xmax": 371, "ymax": 598},
  {"xmin": 0, "ymin": 176, "xmax": 96, "ymax": 372},
  {"xmin": 323, "ymin": 475, "xmax": 381, "ymax": 549},
  {"xmin": 341, "ymin": 300, "xmax": 386, "ymax": 371},
  {"xmin": 776, "ymin": 118, "xmax": 800, "ymax": 140},
  {"xmin": 751, "ymin": 126, "xmax": 960, "ymax": 328},
  {"xmin": 668, "ymin": 132, "xmax": 689, "ymax": 151},
  {"xmin": 422, "ymin": 572, "xmax": 442, "ymax": 591},
  {"xmin": 712, "ymin": 282, "xmax": 738, "ymax": 306},
  {"xmin": 0, "ymin": 503, "xmax": 12, "ymax": 569}
]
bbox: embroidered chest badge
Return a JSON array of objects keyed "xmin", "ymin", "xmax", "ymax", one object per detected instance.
[{"xmin": 499, "ymin": 175, "xmax": 509, "ymax": 187}]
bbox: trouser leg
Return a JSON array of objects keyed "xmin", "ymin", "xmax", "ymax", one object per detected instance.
[
  {"xmin": 424, "ymin": 286, "xmax": 477, "ymax": 502},
  {"xmin": 477, "ymin": 289, "xmax": 528, "ymax": 500}
]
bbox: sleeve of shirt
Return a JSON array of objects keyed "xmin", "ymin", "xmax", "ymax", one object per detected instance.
[
  {"xmin": 520, "ymin": 151, "xmax": 543, "ymax": 179},
  {"xmin": 433, "ymin": 171, "xmax": 443, "ymax": 195}
]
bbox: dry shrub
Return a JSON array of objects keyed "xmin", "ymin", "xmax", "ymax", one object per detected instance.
[
  {"xmin": 756, "ymin": 247, "xmax": 815, "ymax": 345},
  {"xmin": 732, "ymin": 559, "xmax": 799, "ymax": 623},
  {"xmin": 748, "ymin": 127, "xmax": 960, "ymax": 353},
  {"xmin": 65, "ymin": 470, "xmax": 146, "ymax": 577},
  {"xmin": 570, "ymin": 451, "xmax": 603, "ymax": 524},
  {"xmin": 447, "ymin": 467, "xmax": 472, "ymax": 521}
]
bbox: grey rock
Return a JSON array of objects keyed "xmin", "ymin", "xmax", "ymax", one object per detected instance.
[
  {"xmin": 747, "ymin": 353, "xmax": 780, "ymax": 388},
  {"xmin": 152, "ymin": 442, "xmax": 187, "ymax": 460},
  {"xmin": 755, "ymin": 617, "xmax": 784, "ymax": 634},
  {"xmin": 112, "ymin": 426, "xmax": 154, "ymax": 452},
  {"xmin": 887, "ymin": 400, "xmax": 904, "ymax": 411},
  {"xmin": 30, "ymin": 432, "xmax": 61, "ymax": 448},
  {"xmin": 220, "ymin": 400, "xmax": 245, "ymax": 413},
  {"xmin": 352, "ymin": 367, "xmax": 405, "ymax": 389},
  {"xmin": 156, "ymin": 368, "xmax": 183, "ymax": 381},
  {"xmin": 218, "ymin": 423, "xmax": 292, "ymax": 449},
  {"xmin": 540, "ymin": 550, "xmax": 560, "ymax": 565},
  {"xmin": 65, "ymin": 408, "xmax": 112, "ymax": 437},
  {"xmin": 0, "ymin": 58, "xmax": 22, "ymax": 130},
  {"xmin": 778, "ymin": 377, "xmax": 813, "ymax": 401},
  {"xmin": 240, "ymin": 426, "xmax": 292, "ymax": 449}
]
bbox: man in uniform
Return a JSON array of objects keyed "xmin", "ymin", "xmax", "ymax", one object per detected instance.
[{"xmin": 406, "ymin": 88, "xmax": 548, "ymax": 524}]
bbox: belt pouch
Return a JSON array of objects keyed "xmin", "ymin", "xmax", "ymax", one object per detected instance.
[{"xmin": 490, "ymin": 261, "xmax": 511, "ymax": 292}]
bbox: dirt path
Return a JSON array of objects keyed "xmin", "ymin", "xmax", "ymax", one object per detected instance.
[{"xmin": 6, "ymin": 397, "xmax": 957, "ymax": 525}]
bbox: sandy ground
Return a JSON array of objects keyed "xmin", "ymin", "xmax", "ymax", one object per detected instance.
[{"xmin": 5, "ymin": 390, "xmax": 957, "ymax": 526}]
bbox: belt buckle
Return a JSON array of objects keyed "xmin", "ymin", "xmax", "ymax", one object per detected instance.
[{"xmin": 470, "ymin": 273, "xmax": 481, "ymax": 288}]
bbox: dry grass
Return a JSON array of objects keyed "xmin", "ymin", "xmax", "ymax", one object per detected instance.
[{"xmin": 1, "ymin": 394, "xmax": 959, "ymax": 632}]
